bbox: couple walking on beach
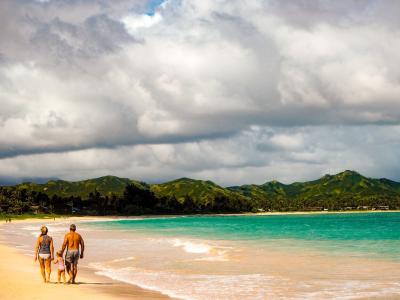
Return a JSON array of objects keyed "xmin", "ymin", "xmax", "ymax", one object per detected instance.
[{"xmin": 34, "ymin": 224, "xmax": 85, "ymax": 284}]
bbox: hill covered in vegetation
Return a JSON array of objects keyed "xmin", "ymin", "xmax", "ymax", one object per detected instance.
[
  {"xmin": 0, "ymin": 171, "xmax": 399, "ymax": 215},
  {"xmin": 229, "ymin": 170, "xmax": 400, "ymax": 211},
  {"xmin": 16, "ymin": 176, "xmax": 147, "ymax": 198}
]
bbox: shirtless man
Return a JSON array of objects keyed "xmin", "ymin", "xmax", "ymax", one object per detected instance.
[{"xmin": 61, "ymin": 224, "xmax": 85, "ymax": 284}]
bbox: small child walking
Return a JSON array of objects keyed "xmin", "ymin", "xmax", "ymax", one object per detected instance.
[{"xmin": 53, "ymin": 251, "xmax": 66, "ymax": 284}]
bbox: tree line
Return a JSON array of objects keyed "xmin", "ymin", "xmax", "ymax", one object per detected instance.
[
  {"xmin": 0, "ymin": 184, "xmax": 254, "ymax": 215},
  {"xmin": 1, "ymin": 184, "xmax": 399, "ymax": 216}
]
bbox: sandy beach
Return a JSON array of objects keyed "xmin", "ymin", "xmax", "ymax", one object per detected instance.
[
  {"xmin": 2, "ymin": 214, "xmax": 400, "ymax": 299},
  {"xmin": 0, "ymin": 218, "xmax": 172, "ymax": 300}
]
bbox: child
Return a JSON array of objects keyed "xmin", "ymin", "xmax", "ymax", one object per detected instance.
[{"xmin": 53, "ymin": 251, "xmax": 66, "ymax": 284}]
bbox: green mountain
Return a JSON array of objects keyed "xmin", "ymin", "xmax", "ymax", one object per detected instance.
[
  {"xmin": 293, "ymin": 170, "xmax": 400, "ymax": 196},
  {"xmin": 229, "ymin": 170, "xmax": 400, "ymax": 210},
  {"xmin": 15, "ymin": 176, "xmax": 147, "ymax": 198},
  {"xmin": 151, "ymin": 177, "xmax": 248, "ymax": 205}
]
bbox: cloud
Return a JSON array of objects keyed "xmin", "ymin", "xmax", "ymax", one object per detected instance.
[
  {"xmin": 2, "ymin": 125, "xmax": 400, "ymax": 186},
  {"xmin": 122, "ymin": 12, "xmax": 162, "ymax": 34},
  {"xmin": 1, "ymin": 0, "xmax": 400, "ymax": 183}
]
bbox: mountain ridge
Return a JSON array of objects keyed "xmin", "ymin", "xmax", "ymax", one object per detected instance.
[
  {"xmin": 2, "ymin": 170, "xmax": 399, "ymax": 213},
  {"xmin": 10, "ymin": 170, "xmax": 399, "ymax": 189}
]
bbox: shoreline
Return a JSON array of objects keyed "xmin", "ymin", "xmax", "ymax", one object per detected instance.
[
  {"xmin": 1, "ymin": 209, "xmax": 398, "ymax": 224},
  {"xmin": 0, "ymin": 219, "xmax": 173, "ymax": 300},
  {"xmin": 240, "ymin": 209, "xmax": 399, "ymax": 216}
]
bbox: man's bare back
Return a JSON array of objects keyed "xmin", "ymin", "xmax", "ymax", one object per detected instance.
[
  {"xmin": 61, "ymin": 224, "xmax": 85, "ymax": 284},
  {"xmin": 64, "ymin": 232, "xmax": 83, "ymax": 251},
  {"xmin": 61, "ymin": 225, "xmax": 85, "ymax": 257}
]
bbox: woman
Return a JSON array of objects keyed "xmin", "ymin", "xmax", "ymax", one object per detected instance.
[{"xmin": 34, "ymin": 225, "xmax": 54, "ymax": 283}]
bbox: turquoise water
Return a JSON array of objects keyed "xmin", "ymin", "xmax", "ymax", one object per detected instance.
[{"xmin": 90, "ymin": 212, "xmax": 400, "ymax": 260}]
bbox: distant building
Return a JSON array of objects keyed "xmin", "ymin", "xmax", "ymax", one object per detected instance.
[
  {"xmin": 357, "ymin": 206, "xmax": 370, "ymax": 210},
  {"xmin": 344, "ymin": 207, "xmax": 356, "ymax": 210},
  {"xmin": 30, "ymin": 205, "xmax": 49, "ymax": 214},
  {"xmin": 376, "ymin": 205, "xmax": 389, "ymax": 210},
  {"xmin": 304, "ymin": 207, "xmax": 324, "ymax": 211},
  {"xmin": 30, "ymin": 205, "xmax": 40, "ymax": 214}
]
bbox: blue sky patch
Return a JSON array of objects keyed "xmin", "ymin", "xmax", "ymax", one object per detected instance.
[{"xmin": 146, "ymin": 0, "xmax": 166, "ymax": 16}]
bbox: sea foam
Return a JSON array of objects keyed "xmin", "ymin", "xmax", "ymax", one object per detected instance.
[{"xmin": 172, "ymin": 239, "xmax": 212, "ymax": 254}]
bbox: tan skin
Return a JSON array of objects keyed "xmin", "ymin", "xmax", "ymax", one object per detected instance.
[
  {"xmin": 53, "ymin": 255, "xmax": 66, "ymax": 284},
  {"xmin": 34, "ymin": 235, "xmax": 54, "ymax": 283},
  {"xmin": 61, "ymin": 230, "xmax": 84, "ymax": 284}
]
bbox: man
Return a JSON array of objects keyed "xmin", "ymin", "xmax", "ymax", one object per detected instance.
[{"xmin": 61, "ymin": 224, "xmax": 85, "ymax": 284}]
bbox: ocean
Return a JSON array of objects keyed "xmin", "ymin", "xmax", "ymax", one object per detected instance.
[
  {"xmin": 5, "ymin": 212, "xmax": 400, "ymax": 299},
  {"xmin": 89, "ymin": 212, "xmax": 400, "ymax": 260}
]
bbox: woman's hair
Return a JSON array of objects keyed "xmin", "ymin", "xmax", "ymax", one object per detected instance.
[
  {"xmin": 40, "ymin": 226, "xmax": 48, "ymax": 235},
  {"xmin": 56, "ymin": 251, "xmax": 62, "ymax": 257}
]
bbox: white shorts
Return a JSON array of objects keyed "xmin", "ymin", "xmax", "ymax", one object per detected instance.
[{"xmin": 39, "ymin": 253, "xmax": 51, "ymax": 260}]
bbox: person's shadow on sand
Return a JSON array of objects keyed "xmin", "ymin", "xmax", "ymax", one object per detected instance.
[
  {"xmin": 48, "ymin": 282, "xmax": 114, "ymax": 286},
  {"xmin": 74, "ymin": 282, "xmax": 114, "ymax": 285}
]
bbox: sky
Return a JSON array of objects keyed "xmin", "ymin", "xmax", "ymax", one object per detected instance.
[{"xmin": 1, "ymin": 0, "xmax": 400, "ymax": 186}]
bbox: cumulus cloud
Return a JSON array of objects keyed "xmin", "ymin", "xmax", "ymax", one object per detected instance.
[{"xmin": 0, "ymin": 0, "xmax": 400, "ymax": 184}]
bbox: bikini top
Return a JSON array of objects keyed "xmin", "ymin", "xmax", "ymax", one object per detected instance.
[{"xmin": 39, "ymin": 235, "xmax": 51, "ymax": 254}]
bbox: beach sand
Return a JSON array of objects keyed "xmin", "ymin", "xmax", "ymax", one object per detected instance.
[{"xmin": 0, "ymin": 218, "xmax": 172, "ymax": 300}]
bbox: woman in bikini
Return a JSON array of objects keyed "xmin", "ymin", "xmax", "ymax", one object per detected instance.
[{"xmin": 34, "ymin": 225, "xmax": 54, "ymax": 283}]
